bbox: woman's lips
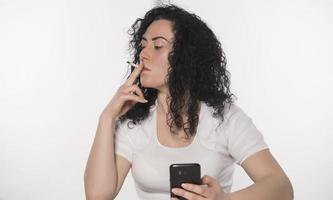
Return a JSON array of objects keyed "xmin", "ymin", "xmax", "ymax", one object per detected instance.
[{"xmin": 142, "ymin": 69, "xmax": 150, "ymax": 74}]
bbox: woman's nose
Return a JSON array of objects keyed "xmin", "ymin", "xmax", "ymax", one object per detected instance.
[{"xmin": 139, "ymin": 46, "xmax": 150, "ymax": 61}]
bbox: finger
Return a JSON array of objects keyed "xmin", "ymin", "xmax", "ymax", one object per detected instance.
[
  {"xmin": 121, "ymin": 94, "xmax": 147, "ymax": 103},
  {"xmin": 123, "ymin": 85, "xmax": 144, "ymax": 98},
  {"xmin": 202, "ymin": 175, "xmax": 219, "ymax": 188},
  {"xmin": 170, "ymin": 198, "xmax": 179, "ymax": 200},
  {"xmin": 172, "ymin": 188, "xmax": 206, "ymax": 200},
  {"xmin": 181, "ymin": 183, "xmax": 210, "ymax": 198},
  {"xmin": 125, "ymin": 62, "xmax": 143, "ymax": 86},
  {"xmin": 172, "ymin": 188, "xmax": 205, "ymax": 200}
]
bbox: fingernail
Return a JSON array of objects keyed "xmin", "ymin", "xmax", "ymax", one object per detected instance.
[
  {"xmin": 172, "ymin": 188, "xmax": 178, "ymax": 194},
  {"xmin": 143, "ymin": 99, "xmax": 148, "ymax": 103}
]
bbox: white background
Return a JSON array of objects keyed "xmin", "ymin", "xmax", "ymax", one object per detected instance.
[{"xmin": 1, "ymin": 0, "xmax": 332, "ymax": 199}]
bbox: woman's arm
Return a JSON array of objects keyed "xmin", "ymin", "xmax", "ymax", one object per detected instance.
[
  {"xmin": 228, "ymin": 149, "xmax": 294, "ymax": 200},
  {"xmin": 84, "ymin": 115, "xmax": 131, "ymax": 200},
  {"xmin": 84, "ymin": 62, "xmax": 145, "ymax": 199},
  {"xmin": 171, "ymin": 149, "xmax": 293, "ymax": 200}
]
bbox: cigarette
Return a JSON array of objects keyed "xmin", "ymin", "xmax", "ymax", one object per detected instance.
[{"xmin": 126, "ymin": 61, "xmax": 138, "ymax": 68}]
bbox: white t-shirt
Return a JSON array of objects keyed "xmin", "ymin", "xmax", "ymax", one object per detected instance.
[{"xmin": 114, "ymin": 101, "xmax": 268, "ymax": 200}]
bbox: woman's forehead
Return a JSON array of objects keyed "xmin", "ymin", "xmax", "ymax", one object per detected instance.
[{"xmin": 143, "ymin": 19, "xmax": 174, "ymax": 40}]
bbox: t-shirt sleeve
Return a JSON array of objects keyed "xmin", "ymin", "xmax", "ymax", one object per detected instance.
[
  {"xmin": 114, "ymin": 120, "xmax": 133, "ymax": 163},
  {"xmin": 225, "ymin": 105, "xmax": 269, "ymax": 165}
]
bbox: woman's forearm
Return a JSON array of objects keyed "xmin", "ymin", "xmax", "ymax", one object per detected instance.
[
  {"xmin": 228, "ymin": 174, "xmax": 293, "ymax": 200},
  {"xmin": 84, "ymin": 115, "xmax": 118, "ymax": 199}
]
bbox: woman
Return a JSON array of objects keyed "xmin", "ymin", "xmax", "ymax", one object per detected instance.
[{"xmin": 84, "ymin": 4, "xmax": 293, "ymax": 200}]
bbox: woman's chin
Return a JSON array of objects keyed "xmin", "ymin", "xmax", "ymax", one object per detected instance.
[{"xmin": 141, "ymin": 78, "xmax": 165, "ymax": 90}]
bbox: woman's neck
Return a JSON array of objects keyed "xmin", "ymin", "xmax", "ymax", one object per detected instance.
[
  {"xmin": 156, "ymin": 90, "xmax": 201, "ymax": 140},
  {"xmin": 156, "ymin": 91, "xmax": 170, "ymax": 115},
  {"xmin": 156, "ymin": 90, "xmax": 192, "ymax": 115}
]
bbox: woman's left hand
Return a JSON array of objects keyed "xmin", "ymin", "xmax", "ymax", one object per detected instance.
[{"xmin": 171, "ymin": 175, "xmax": 230, "ymax": 200}]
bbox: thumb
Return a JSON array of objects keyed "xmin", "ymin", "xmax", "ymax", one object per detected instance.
[{"xmin": 202, "ymin": 175, "xmax": 219, "ymax": 188}]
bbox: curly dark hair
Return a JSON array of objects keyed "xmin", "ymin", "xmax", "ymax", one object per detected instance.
[{"xmin": 119, "ymin": 4, "xmax": 235, "ymax": 138}]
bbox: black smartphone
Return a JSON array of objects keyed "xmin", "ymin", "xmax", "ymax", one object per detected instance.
[{"xmin": 170, "ymin": 163, "xmax": 201, "ymax": 200}]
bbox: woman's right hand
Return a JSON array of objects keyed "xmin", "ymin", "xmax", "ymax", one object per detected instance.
[{"xmin": 100, "ymin": 62, "xmax": 147, "ymax": 120}]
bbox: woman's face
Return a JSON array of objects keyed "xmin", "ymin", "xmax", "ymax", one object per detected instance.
[{"xmin": 139, "ymin": 19, "xmax": 174, "ymax": 91}]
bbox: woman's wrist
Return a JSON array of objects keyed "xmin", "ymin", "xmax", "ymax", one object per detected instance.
[{"xmin": 99, "ymin": 111, "xmax": 117, "ymax": 122}]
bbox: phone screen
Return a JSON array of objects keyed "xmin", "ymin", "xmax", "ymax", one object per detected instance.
[{"xmin": 170, "ymin": 163, "xmax": 201, "ymax": 199}]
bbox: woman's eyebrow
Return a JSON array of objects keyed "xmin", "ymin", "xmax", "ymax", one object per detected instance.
[{"xmin": 142, "ymin": 35, "xmax": 171, "ymax": 43}]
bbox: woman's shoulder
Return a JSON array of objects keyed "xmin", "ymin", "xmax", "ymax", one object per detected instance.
[
  {"xmin": 198, "ymin": 102, "xmax": 251, "ymax": 142},
  {"xmin": 200, "ymin": 102, "xmax": 247, "ymax": 124}
]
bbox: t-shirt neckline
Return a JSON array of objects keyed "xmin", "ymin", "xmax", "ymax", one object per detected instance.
[{"xmin": 151, "ymin": 101, "xmax": 204, "ymax": 151}]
